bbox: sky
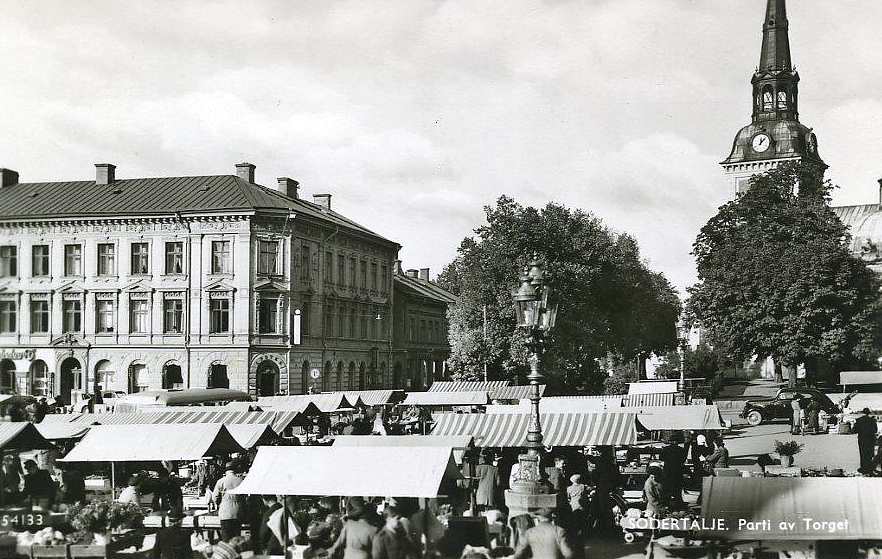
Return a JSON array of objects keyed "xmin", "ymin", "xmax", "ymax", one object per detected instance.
[{"xmin": 2, "ymin": 0, "xmax": 882, "ymax": 293}]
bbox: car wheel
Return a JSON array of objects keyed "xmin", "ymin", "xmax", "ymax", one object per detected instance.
[{"xmin": 746, "ymin": 410, "xmax": 763, "ymax": 426}]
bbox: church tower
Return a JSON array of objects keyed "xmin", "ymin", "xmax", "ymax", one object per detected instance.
[{"xmin": 722, "ymin": 0, "xmax": 825, "ymax": 195}]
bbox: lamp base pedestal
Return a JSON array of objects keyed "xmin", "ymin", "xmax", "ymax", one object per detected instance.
[{"xmin": 504, "ymin": 488, "xmax": 558, "ymax": 519}]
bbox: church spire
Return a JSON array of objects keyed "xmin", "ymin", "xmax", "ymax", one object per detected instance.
[
  {"xmin": 751, "ymin": 0, "xmax": 799, "ymax": 122},
  {"xmin": 759, "ymin": 0, "xmax": 792, "ymax": 71}
]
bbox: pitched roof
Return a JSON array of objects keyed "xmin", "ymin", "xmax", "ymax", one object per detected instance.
[
  {"xmin": 0, "ymin": 174, "xmax": 396, "ymax": 245},
  {"xmin": 394, "ymin": 273, "xmax": 457, "ymax": 305}
]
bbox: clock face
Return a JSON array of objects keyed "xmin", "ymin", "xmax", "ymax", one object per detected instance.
[{"xmin": 752, "ymin": 134, "xmax": 771, "ymax": 153}]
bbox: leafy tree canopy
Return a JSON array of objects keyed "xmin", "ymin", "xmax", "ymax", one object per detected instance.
[
  {"xmin": 687, "ymin": 161, "xmax": 882, "ymax": 379},
  {"xmin": 438, "ymin": 196, "xmax": 680, "ymax": 393}
]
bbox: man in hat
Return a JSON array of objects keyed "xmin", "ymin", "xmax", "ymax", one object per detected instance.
[
  {"xmin": 855, "ymin": 408, "xmax": 878, "ymax": 474},
  {"xmin": 213, "ymin": 461, "xmax": 245, "ymax": 540},
  {"xmin": 707, "ymin": 440, "xmax": 730, "ymax": 470},
  {"xmin": 328, "ymin": 496, "xmax": 379, "ymax": 559},
  {"xmin": 22, "ymin": 459, "xmax": 55, "ymax": 509},
  {"xmin": 151, "ymin": 506, "xmax": 192, "ymax": 559},
  {"xmin": 643, "ymin": 467, "xmax": 666, "ymax": 517},
  {"xmin": 659, "ymin": 436, "xmax": 687, "ymax": 510},
  {"xmin": 512, "ymin": 508, "xmax": 574, "ymax": 559}
]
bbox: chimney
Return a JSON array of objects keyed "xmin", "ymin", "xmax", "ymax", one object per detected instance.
[
  {"xmin": 277, "ymin": 177, "xmax": 299, "ymax": 199},
  {"xmin": 395, "ymin": 260, "xmax": 404, "ymax": 274},
  {"xmin": 95, "ymin": 163, "xmax": 116, "ymax": 185},
  {"xmin": 236, "ymin": 162, "xmax": 255, "ymax": 183},
  {"xmin": 0, "ymin": 168, "xmax": 19, "ymax": 188},
  {"xmin": 406, "ymin": 269, "xmax": 419, "ymax": 278},
  {"xmin": 313, "ymin": 193, "xmax": 332, "ymax": 210},
  {"xmin": 419, "ymin": 268, "xmax": 430, "ymax": 282}
]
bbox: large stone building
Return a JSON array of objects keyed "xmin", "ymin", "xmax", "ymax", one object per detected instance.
[
  {"xmin": 0, "ymin": 163, "xmax": 402, "ymax": 401},
  {"xmin": 390, "ymin": 266, "xmax": 456, "ymax": 390}
]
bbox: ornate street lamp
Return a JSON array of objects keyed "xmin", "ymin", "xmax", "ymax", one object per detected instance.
[
  {"xmin": 505, "ymin": 255, "xmax": 559, "ymax": 517},
  {"xmin": 676, "ymin": 318, "xmax": 689, "ymax": 392}
]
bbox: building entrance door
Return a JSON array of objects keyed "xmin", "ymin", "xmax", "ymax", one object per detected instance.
[
  {"xmin": 59, "ymin": 357, "xmax": 81, "ymax": 406},
  {"xmin": 257, "ymin": 361, "xmax": 279, "ymax": 397}
]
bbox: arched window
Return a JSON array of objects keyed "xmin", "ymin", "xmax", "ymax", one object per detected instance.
[
  {"xmin": 322, "ymin": 361, "xmax": 333, "ymax": 392},
  {"xmin": 94, "ymin": 360, "xmax": 114, "ymax": 392},
  {"xmin": 0, "ymin": 359, "xmax": 16, "ymax": 394},
  {"xmin": 348, "ymin": 362, "xmax": 356, "ymax": 391},
  {"xmin": 358, "ymin": 363, "xmax": 367, "ymax": 391},
  {"xmin": 762, "ymin": 85, "xmax": 774, "ymax": 111},
  {"xmin": 336, "ymin": 361, "xmax": 344, "ymax": 391},
  {"xmin": 393, "ymin": 362, "xmax": 403, "ymax": 388},
  {"xmin": 30, "ymin": 360, "xmax": 49, "ymax": 397},
  {"xmin": 301, "ymin": 361, "xmax": 310, "ymax": 394},
  {"xmin": 129, "ymin": 362, "xmax": 149, "ymax": 393},
  {"xmin": 207, "ymin": 362, "xmax": 228, "ymax": 389},
  {"xmin": 777, "ymin": 86, "xmax": 787, "ymax": 109},
  {"xmin": 377, "ymin": 362, "xmax": 386, "ymax": 389}
]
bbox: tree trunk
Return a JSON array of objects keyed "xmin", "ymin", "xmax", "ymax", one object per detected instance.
[
  {"xmin": 787, "ymin": 365, "xmax": 797, "ymax": 388},
  {"xmin": 773, "ymin": 359, "xmax": 784, "ymax": 384}
]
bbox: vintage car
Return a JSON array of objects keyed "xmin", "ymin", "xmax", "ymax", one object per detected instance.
[{"xmin": 740, "ymin": 387, "xmax": 839, "ymax": 426}]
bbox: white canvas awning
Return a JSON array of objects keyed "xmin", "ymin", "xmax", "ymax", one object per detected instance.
[
  {"xmin": 230, "ymin": 446, "xmax": 463, "ymax": 498},
  {"xmin": 840, "ymin": 371, "xmax": 882, "ymax": 385},
  {"xmin": 628, "ymin": 405, "xmax": 725, "ymax": 431},
  {"xmin": 258, "ymin": 394, "xmax": 359, "ymax": 412},
  {"xmin": 487, "ymin": 396, "xmax": 623, "ymax": 414},
  {"xmin": 0, "ymin": 423, "xmax": 54, "ymax": 450},
  {"xmin": 34, "ymin": 423, "xmax": 91, "ymax": 440},
  {"xmin": 627, "ymin": 381, "xmax": 679, "ymax": 395},
  {"xmin": 401, "ymin": 391, "xmax": 489, "ymax": 406},
  {"xmin": 60, "ymin": 423, "xmax": 244, "ymax": 462},
  {"xmin": 332, "ymin": 435, "xmax": 474, "ymax": 462},
  {"xmin": 225, "ymin": 423, "xmax": 281, "ymax": 449}
]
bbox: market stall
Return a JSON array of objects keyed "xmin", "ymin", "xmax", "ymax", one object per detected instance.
[
  {"xmin": 332, "ymin": 434, "xmax": 474, "ymax": 463},
  {"xmin": 627, "ymin": 404, "xmax": 726, "ymax": 432},
  {"xmin": 486, "ymin": 395, "xmax": 623, "ymax": 414},
  {"xmin": 623, "ymin": 393, "xmax": 677, "ymax": 407},
  {"xmin": 257, "ymin": 393, "xmax": 360, "ymax": 412},
  {"xmin": 487, "ymin": 385, "xmax": 547, "ymax": 401},
  {"xmin": 430, "ymin": 412, "xmax": 637, "ymax": 447},
  {"xmin": 697, "ymin": 477, "xmax": 882, "ymax": 557},
  {"xmin": 427, "ymin": 381, "xmax": 511, "ymax": 393},
  {"xmin": 51, "ymin": 409, "xmax": 303, "ymax": 436},
  {"xmin": 338, "ymin": 390, "xmax": 405, "ymax": 407}
]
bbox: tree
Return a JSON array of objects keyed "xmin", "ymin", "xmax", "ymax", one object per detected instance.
[
  {"xmin": 438, "ymin": 196, "xmax": 681, "ymax": 393},
  {"xmin": 688, "ymin": 161, "xmax": 882, "ymax": 385}
]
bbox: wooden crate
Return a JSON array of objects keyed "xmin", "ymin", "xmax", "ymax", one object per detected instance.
[
  {"xmin": 32, "ymin": 543, "xmax": 70, "ymax": 558},
  {"xmin": 69, "ymin": 544, "xmax": 105, "ymax": 558}
]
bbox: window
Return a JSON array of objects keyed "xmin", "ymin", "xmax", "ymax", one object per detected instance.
[
  {"xmin": 0, "ymin": 247, "xmax": 16, "ymax": 277},
  {"xmin": 348, "ymin": 308, "xmax": 355, "ymax": 339},
  {"xmin": 62, "ymin": 299, "xmax": 82, "ymax": 333},
  {"xmin": 163, "ymin": 297, "xmax": 183, "ymax": 334},
  {"xmin": 371, "ymin": 263, "xmax": 378, "ymax": 291},
  {"xmin": 259, "ymin": 298, "xmax": 278, "ymax": 334},
  {"xmin": 338, "ymin": 255, "xmax": 345, "ymax": 284},
  {"xmin": 300, "ymin": 303, "xmax": 310, "ymax": 336},
  {"xmin": 131, "ymin": 243, "xmax": 149, "ymax": 275},
  {"xmin": 338, "ymin": 306, "xmax": 345, "ymax": 338},
  {"xmin": 64, "ymin": 245, "xmax": 82, "ymax": 276},
  {"xmin": 381, "ymin": 265, "xmax": 388, "ymax": 293},
  {"xmin": 408, "ymin": 317, "xmax": 415, "ymax": 341},
  {"xmin": 211, "ymin": 241, "xmax": 231, "ymax": 274},
  {"xmin": 97, "ymin": 244, "xmax": 115, "ymax": 276},
  {"xmin": 96, "ymin": 299, "xmax": 115, "ymax": 333},
  {"xmin": 360, "ymin": 260, "xmax": 367, "ymax": 289},
  {"xmin": 0, "ymin": 301, "xmax": 16, "ymax": 333},
  {"xmin": 369, "ymin": 309, "xmax": 376, "ymax": 339},
  {"xmin": 210, "ymin": 297, "xmax": 230, "ymax": 333},
  {"xmin": 130, "ymin": 363, "xmax": 148, "ymax": 393},
  {"xmin": 777, "ymin": 87, "xmax": 787, "ymax": 109},
  {"xmin": 32, "ymin": 245, "xmax": 49, "ymax": 277},
  {"xmin": 349, "ymin": 257, "xmax": 356, "ymax": 287},
  {"xmin": 762, "ymin": 86, "xmax": 773, "ymax": 111},
  {"xmin": 165, "ymin": 242, "xmax": 184, "ymax": 274},
  {"xmin": 258, "ymin": 240, "xmax": 280, "ymax": 275},
  {"xmin": 129, "ymin": 297, "xmax": 149, "ymax": 333},
  {"xmin": 300, "ymin": 245, "xmax": 311, "ymax": 279},
  {"xmin": 325, "ymin": 252, "xmax": 333, "ymax": 282},
  {"xmin": 30, "ymin": 298, "xmax": 49, "ymax": 333},
  {"xmin": 360, "ymin": 310, "xmax": 368, "ymax": 339}
]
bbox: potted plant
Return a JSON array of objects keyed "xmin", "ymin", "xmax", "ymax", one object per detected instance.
[
  {"xmin": 68, "ymin": 501, "xmax": 144, "ymax": 546},
  {"xmin": 774, "ymin": 440, "xmax": 804, "ymax": 467}
]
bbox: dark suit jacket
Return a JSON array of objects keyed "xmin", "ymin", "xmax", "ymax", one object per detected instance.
[
  {"xmin": 856, "ymin": 414, "xmax": 878, "ymax": 438},
  {"xmin": 152, "ymin": 525, "xmax": 193, "ymax": 559}
]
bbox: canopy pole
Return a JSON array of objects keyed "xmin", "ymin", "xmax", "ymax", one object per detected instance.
[
  {"xmin": 0, "ymin": 449, "xmax": 5, "ymax": 507},
  {"xmin": 110, "ymin": 462, "xmax": 116, "ymax": 500}
]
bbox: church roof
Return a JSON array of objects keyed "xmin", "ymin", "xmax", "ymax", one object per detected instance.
[
  {"xmin": 722, "ymin": 119, "xmax": 820, "ymax": 166},
  {"xmin": 833, "ymin": 204, "xmax": 882, "ymax": 269},
  {"xmin": 394, "ymin": 272, "xmax": 457, "ymax": 305},
  {"xmin": 0, "ymin": 173, "xmax": 396, "ymax": 245}
]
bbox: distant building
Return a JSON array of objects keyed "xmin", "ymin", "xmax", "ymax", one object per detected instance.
[
  {"xmin": 0, "ymin": 163, "xmax": 399, "ymax": 401},
  {"xmin": 391, "ymin": 265, "xmax": 456, "ymax": 390}
]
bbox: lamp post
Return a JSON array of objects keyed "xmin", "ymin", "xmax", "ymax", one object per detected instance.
[
  {"xmin": 505, "ymin": 255, "xmax": 558, "ymax": 518},
  {"xmin": 676, "ymin": 318, "xmax": 689, "ymax": 392}
]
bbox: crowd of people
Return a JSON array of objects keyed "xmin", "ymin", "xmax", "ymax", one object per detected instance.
[{"xmin": 0, "ymin": 454, "xmax": 85, "ymax": 509}]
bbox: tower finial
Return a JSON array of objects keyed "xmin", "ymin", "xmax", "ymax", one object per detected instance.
[{"xmin": 759, "ymin": 0, "xmax": 791, "ymax": 71}]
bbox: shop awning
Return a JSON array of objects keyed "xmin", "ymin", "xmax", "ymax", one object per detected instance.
[
  {"xmin": 225, "ymin": 423, "xmax": 282, "ymax": 449},
  {"xmin": 332, "ymin": 435, "xmax": 474, "ymax": 462},
  {"xmin": 230, "ymin": 446, "xmax": 463, "ymax": 498},
  {"xmin": 624, "ymin": 393, "xmax": 676, "ymax": 407},
  {"xmin": 34, "ymin": 423, "xmax": 91, "ymax": 440},
  {"xmin": 402, "ymin": 391, "xmax": 489, "ymax": 406},
  {"xmin": 486, "ymin": 396, "xmax": 623, "ymax": 414},
  {"xmin": 427, "ymin": 381, "xmax": 511, "ymax": 393},
  {"xmin": 258, "ymin": 394, "xmax": 359, "ymax": 412},
  {"xmin": 430, "ymin": 412, "xmax": 637, "ymax": 447},
  {"xmin": 840, "ymin": 371, "xmax": 882, "ymax": 385},
  {"xmin": 60, "ymin": 423, "xmax": 244, "ymax": 462},
  {"xmin": 65, "ymin": 410, "xmax": 302, "ymax": 434},
  {"xmin": 628, "ymin": 405, "xmax": 724, "ymax": 431},
  {"xmin": 699, "ymin": 477, "xmax": 882, "ymax": 540},
  {"xmin": 627, "ymin": 381, "xmax": 679, "ymax": 394},
  {"xmin": 0, "ymin": 423, "xmax": 54, "ymax": 450},
  {"xmin": 338, "ymin": 390, "xmax": 404, "ymax": 406},
  {"xmin": 488, "ymin": 385, "xmax": 547, "ymax": 400}
]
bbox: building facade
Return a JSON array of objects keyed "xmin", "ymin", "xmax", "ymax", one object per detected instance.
[
  {"xmin": 391, "ymin": 266, "xmax": 456, "ymax": 390},
  {"xmin": 0, "ymin": 163, "xmax": 399, "ymax": 402}
]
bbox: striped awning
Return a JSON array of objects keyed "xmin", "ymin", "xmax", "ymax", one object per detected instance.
[
  {"xmin": 624, "ymin": 393, "xmax": 676, "ymax": 407},
  {"xmin": 258, "ymin": 394, "xmax": 359, "ymax": 412},
  {"xmin": 430, "ymin": 412, "xmax": 636, "ymax": 447},
  {"xmin": 428, "ymin": 381, "xmax": 511, "ymax": 393},
  {"xmin": 64, "ymin": 410, "xmax": 302, "ymax": 434},
  {"xmin": 487, "ymin": 396, "xmax": 623, "ymax": 414},
  {"xmin": 488, "ymin": 385, "xmax": 547, "ymax": 400},
  {"xmin": 402, "ymin": 391, "xmax": 489, "ymax": 406}
]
